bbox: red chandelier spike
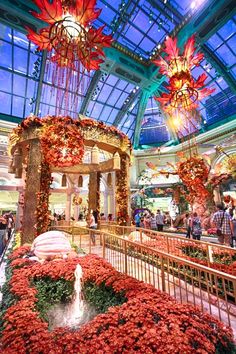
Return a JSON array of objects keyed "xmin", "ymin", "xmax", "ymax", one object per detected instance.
[
  {"xmin": 153, "ymin": 36, "xmax": 215, "ymax": 113},
  {"xmin": 26, "ymin": 0, "xmax": 112, "ymax": 116}
]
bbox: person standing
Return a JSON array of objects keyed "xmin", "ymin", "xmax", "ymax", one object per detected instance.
[
  {"xmin": 168, "ymin": 200, "xmax": 179, "ymax": 228},
  {"xmin": 0, "ymin": 215, "xmax": 7, "ymax": 256},
  {"xmin": 134, "ymin": 213, "xmax": 141, "ymax": 228},
  {"xmin": 184, "ymin": 213, "xmax": 192, "ymax": 238},
  {"xmin": 144, "ymin": 214, "xmax": 151, "ymax": 229},
  {"xmin": 150, "ymin": 213, "xmax": 157, "ymax": 231},
  {"xmin": 6, "ymin": 213, "xmax": 14, "ymax": 240},
  {"xmin": 89, "ymin": 210, "xmax": 98, "ymax": 245},
  {"xmin": 156, "ymin": 210, "xmax": 164, "ymax": 231},
  {"xmin": 191, "ymin": 212, "xmax": 202, "ymax": 240},
  {"xmin": 212, "ymin": 203, "xmax": 233, "ymax": 246}
]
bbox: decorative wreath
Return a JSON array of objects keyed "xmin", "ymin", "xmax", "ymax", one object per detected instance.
[
  {"xmin": 72, "ymin": 194, "xmax": 82, "ymax": 206},
  {"xmin": 40, "ymin": 116, "xmax": 85, "ymax": 167}
]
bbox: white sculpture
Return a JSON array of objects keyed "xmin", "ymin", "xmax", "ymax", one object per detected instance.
[
  {"xmin": 168, "ymin": 199, "xmax": 179, "ymax": 228},
  {"xmin": 31, "ymin": 230, "xmax": 72, "ymax": 260}
]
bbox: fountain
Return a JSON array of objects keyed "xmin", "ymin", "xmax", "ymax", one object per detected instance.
[{"xmin": 48, "ymin": 264, "xmax": 96, "ymax": 330}]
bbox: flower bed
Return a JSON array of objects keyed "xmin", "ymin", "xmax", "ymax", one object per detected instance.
[
  {"xmin": 0, "ymin": 245, "xmax": 235, "ymax": 353},
  {"xmin": 140, "ymin": 236, "xmax": 236, "ymax": 276}
]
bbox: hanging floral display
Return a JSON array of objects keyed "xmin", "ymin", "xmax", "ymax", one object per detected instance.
[
  {"xmin": 153, "ymin": 36, "xmax": 215, "ymax": 113},
  {"xmin": 176, "ymin": 155, "xmax": 210, "ymax": 203},
  {"xmin": 40, "ymin": 116, "xmax": 85, "ymax": 167},
  {"xmin": 26, "ymin": 0, "xmax": 112, "ymax": 115},
  {"xmin": 222, "ymin": 153, "xmax": 236, "ymax": 178}
]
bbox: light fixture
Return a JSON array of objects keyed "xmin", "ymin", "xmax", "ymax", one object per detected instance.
[
  {"xmin": 26, "ymin": 0, "xmax": 112, "ymax": 116},
  {"xmin": 153, "ymin": 36, "xmax": 215, "ymax": 114}
]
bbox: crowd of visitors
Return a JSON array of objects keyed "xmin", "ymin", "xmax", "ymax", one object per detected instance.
[
  {"xmin": 0, "ymin": 212, "xmax": 14, "ymax": 257},
  {"xmin": 133, "ymin": 203, "xmax": 236, "ymax": 247},
  {"xmin": 134, "ymin": 210, "xmax": 171, "ymax": 231}
]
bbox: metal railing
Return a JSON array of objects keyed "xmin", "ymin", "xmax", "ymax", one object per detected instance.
[
  {"xmin": 51, "ymin": 225, "xmax": 236, "ymax": 328},
  {"xmin": 99, "ymin": 223, "xmax": 236, "ymax": 274}
]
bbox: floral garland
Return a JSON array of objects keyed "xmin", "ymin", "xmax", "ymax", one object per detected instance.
[
  {"xmin": 79, "ymin": 117, "xmax": 131, "ymax": 148},
  {"xmin": 40, "ymin": 116, "xmax": 85, "ymax": 167},
  {"xmin": 9, "ymin": 115, "xmax": 132, "ymax": 167},
  {"xmin": 116, "ymin": 154, "xmax": 130, "ymax": 225},
  {"xmin": 1, "ymin": 246, "xmax": 234, "ymax": 353},
  {"xmin": 35, "ymin": 160, "xmax": 53, "ymax": 236}
]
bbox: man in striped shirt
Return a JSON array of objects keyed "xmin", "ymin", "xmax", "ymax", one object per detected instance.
[{"xmin": 212, "ymin": 204, "xmax": 233, "ymax": 246}]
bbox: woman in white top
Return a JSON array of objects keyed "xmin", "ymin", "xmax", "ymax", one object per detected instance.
[{"xmin": 89, "ymin": 211, "xmax": 98, "ymax": 245}]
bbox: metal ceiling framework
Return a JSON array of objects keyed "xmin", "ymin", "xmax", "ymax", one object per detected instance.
[{"xmin": 0, "ymin": 0, "xmax": 235, "ymax": 149}]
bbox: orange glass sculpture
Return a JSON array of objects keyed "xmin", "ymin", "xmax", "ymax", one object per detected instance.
[
  {"xmin": 26, "ymin": 0, "xmax": 112, "ymax": 115},
  {"xmin": 153, "ymin": 36, "xmax": 215, "ymax": 112}
]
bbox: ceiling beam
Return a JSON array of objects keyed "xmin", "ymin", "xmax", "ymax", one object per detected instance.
[
  {"xmin": 34, "ymin": 51, "xmax": 47, "ymax": 116},
  {"xmin": 148, "ymin": 0, "xmax": 183, "ymax": 24},
  {"xmin": 79, "ymin": 71, "xmax": 103, "ymax": 115},
  {"xmin": 133, "ymin": 90, "xmax": 150, "ymax": 148},
  {"xmin": 113, "ymin": 90, "xmax": 140, "ymax": 127},
  {"xmin": 177, "ymin": 0, "xmax": 235, "ymax": 47},
  {"xmin": 200, "ymin": 44, "xmax": 236, "ymax": 94}
]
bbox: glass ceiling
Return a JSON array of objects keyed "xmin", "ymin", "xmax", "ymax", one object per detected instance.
[
  {"xmin": 139, "ymin": 97, "xmax": 170, "ymax": 145},
  {"xmin": 0, "ymin": 1, "xmax": 235, "ymax": 149}
]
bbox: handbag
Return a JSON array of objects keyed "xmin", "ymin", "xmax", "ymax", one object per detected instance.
[{"xmin": 216, "ymin": 212, "xmax": 224, "ymax": 237}]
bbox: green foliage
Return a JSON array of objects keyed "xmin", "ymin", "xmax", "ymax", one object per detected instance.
[
  {"xmin": 181, "ymin": 245, "xmax": 208, "ymax": 261},
  {"xmin": 213, "ymin": 252, "xmax": 236, "ymax": 265},
  {"xmin": 33, "ymin": 277, "xmax": 74, "ymax": 321},
  {"xmin": 216, "ymin": 336, "xmax": 236, "ymax": 354},
  {"xmin": 83, "ymin": 281, "xmax": 127, "ymax": 313},
  {"xmin": 70, "ymin": 242, "xmax": 85, "ymax": 254}
]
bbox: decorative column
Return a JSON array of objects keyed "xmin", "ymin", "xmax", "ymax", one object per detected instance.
[
  {"xmin": 21, "ymin": 139, "xmax": 42, "ymax": 244},
  {"xmin": 115, "ymin": 154, "xmax": 130, "ymax": 225},
  {"xmin": 65, "ymin": 190, "xmax": 72, "ymax": 221},
  {"xmin": 88, "ymin": 172, "xmax": 101, "ymax": 216},
  {"xmin": 103, "ymin": 191, "xmax": 108, "ymax": 217}
]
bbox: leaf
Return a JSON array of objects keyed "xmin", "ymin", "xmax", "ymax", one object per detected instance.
[
  {"xmin": 69, "ymin": 0, "xmax": 101, "ymax": 26},
  {"xmin": 164, "ymin": 36, "xmax": 179, "ymax": 61},
  {"xmin": 153, "ymin": 56, "xmax": 169, "ymax": 75},
  {"xmin": 183, "ymin": 35, "xmax": 195, "ymax": 62},
  {"xmin": 30, "ymin": 0, "xmax": 63, "ymax": 24},
  {"xmin": 191, "ymin": 52, "xmax": 204, "ymax": 66},
  {"xmin": 198, "ymin": 86, "xmax": 215, "ymax": 100},
  {"xmin": 194, "ymin": 73, "xmax": 207, "ymax": 88},
  {"xmin": 25, "ymin": 27, "xmax": 52, "ymax": 51}
]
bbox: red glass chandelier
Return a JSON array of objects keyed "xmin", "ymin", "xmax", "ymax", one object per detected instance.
[
  {"xmin": 153, "ymin": 36, "xmax": 215, "ymax": 113},
  {"xmin": 26, "ymin": 0, "xmax": 112, "ymax": 115}
]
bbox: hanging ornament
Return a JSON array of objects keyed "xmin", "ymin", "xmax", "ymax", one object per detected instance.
[
  {"xmin": 61, "ymin": 173, "xmax": 67, "ymax": 187},
  {"xmin": 26, "ymin": 0, "xmax": 112, "ymax": 115},
  {"xmin": 153, "ymin": 36, "xmax": 215, "ymax": 113},
  {"xmin": 107, "ymin": 172, "xmax": 112, "ymax": 187},
  {"xmin": 78, "ymin": 175, "xmax": 83, "ymax": 187}
]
